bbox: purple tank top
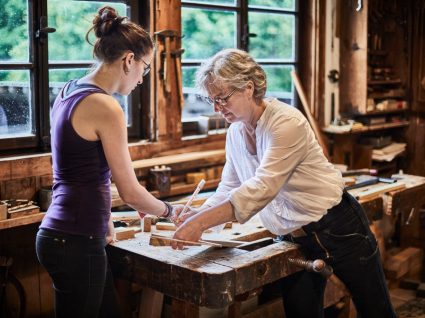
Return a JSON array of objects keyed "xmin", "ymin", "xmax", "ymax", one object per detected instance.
[{"xmin": 40, "ymin": 80, "xmax": 112, "ymax": 237}]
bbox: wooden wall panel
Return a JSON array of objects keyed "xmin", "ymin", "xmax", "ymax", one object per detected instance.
[
  {"xmin": 339, "ymin": 0, "xmax": 368, "ymax": 114},
  {"xmin": 10, "ymin": 155, "xmax": 51, "ymax": 180},
  {"xmin": 0, "ymin": 161, "xmax": 11, "ymax": 181},
  {"xmin": 153, "ymin": 0, "xmax": 182, "ymax": 141},
  {"xmin": 1, "ymin": 177, "xmax": 37, "ymax": 201}
]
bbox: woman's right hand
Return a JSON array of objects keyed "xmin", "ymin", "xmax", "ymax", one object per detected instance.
[{"xmin": 171, "ymin": 206, "xmax": 200, "ymax": 226}]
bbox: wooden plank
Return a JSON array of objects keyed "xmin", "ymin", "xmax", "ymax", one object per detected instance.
[
  {"xmin": 339, "ymin": 0, "xmax": 368, "ymax": 114},
  {"xmin": 0, "ymin": 213, "xmax": 45, "ymax": 230},
  {"xmin": 132, "ymin": 150, "xmax": 225, "ymax": 170},
  {"xmin": 7, "ymin": 205, "xmax": 40, "ymax": 219},
  {"xmin": 0, "ymin": 202, "xmax": 7, "ymax": 220},
  {"xmin": 348, "ymin": 182, "xmax": 406, "ymax": 200},
  {"xmin": 1, "ymin": 177, "xmax": 38, "ymax": 203},
  {"xmin": 138, "ymin": 287, "xmax": 164, "ymax": 318},
  {"xmin": 0, "ymin": 160, "xmax": 11, "ymax": 181},
  {"xmin": 291, "ymin": 70, "xmax": 330, "ymax": 159},
  {"xmin": 10, "ymin": 155, "xmax": 52, "ymax": 180},
  {"xmin": 115, "ymin": 228, "xmax": 136, "ymax": 241}
]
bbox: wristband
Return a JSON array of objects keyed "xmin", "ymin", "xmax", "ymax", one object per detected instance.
[{"xmin": 161, "ymin": 201, "xmax": 173, "ymax": 219}]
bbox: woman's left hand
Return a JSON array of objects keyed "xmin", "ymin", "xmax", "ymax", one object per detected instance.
[
  {"xmin": 106, "ymin": 230, "xmax": 117, "ymax": 244},
  {"xmin": 171, "ymin": 221, "xmax": 203, "ymax": 250}
]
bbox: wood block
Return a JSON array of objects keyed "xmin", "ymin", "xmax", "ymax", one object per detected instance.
[
  {"xmin": 115, "ymin": 228, "xmax": 136, "ymax": 241},
  {"xmin": 205, "ymin": 167, "xmax": 216, "ymax": 180},
  {"xmin": 384, "ymin": 247, "xmax": 424, "ymax": 280},
  {"xmin": 155, "ymin": 222, "xmax": 176, "ymax": 231},
  {"xmin": 149, "ymin": 235, "xmax": 201, "ymax": 247},
  {"xmin": 384, "ymin": 253, "xmax": 410, "ymax": 279},
  {"xmin": 186, "ymin": 172, "xmax": 206, "ymax": 185},
  {"xmin": 0, "ymin": 203, "xmax": 7, "ymax": 220},
  {"xmin": 143, "ymin": 216, "xmax": 152, "ymax": 232},
  {"xmin": 7, "ymin": 205, "xmax": 40, "ymax": 219}
]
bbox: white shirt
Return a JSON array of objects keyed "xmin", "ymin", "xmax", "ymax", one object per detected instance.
[{"xmin": 203, "ymin": 98, "xmax": 345, "ymax": 235}]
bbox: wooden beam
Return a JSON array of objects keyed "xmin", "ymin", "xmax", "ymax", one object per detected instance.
[{"xmin": 291, "ymin": 70, "xmax": 330, "ymax": 159}]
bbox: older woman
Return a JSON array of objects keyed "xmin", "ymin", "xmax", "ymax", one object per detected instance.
[{"xmin": 172, "ymin": 49, "xmax": 396, "ymax": 318}]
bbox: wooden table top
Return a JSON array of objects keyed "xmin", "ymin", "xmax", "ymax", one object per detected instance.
[{"xmin": 107, "ymin": 222, "xmax": 303, "ymax": 308}]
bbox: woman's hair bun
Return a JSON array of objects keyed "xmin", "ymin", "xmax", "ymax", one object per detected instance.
[{"xmin": 92, "ymin": 6, "xmax": 125, "ymax": 38}]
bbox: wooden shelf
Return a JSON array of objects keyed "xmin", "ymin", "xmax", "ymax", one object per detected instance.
[
  {"xmin": 323, "ymin": 121, "xmax": 410, "ymax": 135},
  {"xmin": 356, "ymin": 109, "xmax": 408, "ymax": 116},
  {"xmin": 368, "ymin": 93, "xmax": 406, "ymax": 99},
  {"xmin": 368, "ymin": 79, "xmax": 402, "ymax": 85},
  {"xmin": 0, "ymin": 212, "xmax": 45, "ymax": 230},
  {"xmin": 132, "ymin": 149, "xmax": 225, "ymax": 173}
]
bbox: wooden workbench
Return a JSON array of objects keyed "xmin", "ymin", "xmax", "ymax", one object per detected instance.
[
  {"xmin": 107, "ymin": 222, "xmax": 303, "ymax": 308},
  {"xmin": 106, "ymin": 220, "xmax": 352, "ymax": 317}
]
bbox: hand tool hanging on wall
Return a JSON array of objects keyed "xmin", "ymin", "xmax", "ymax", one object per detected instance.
[
  {"xmin": 154, "ymin": 29, "xmax": 180, "ymax": 95},
  {"xmin": 171, "ymin": 48, "xmax": 185, "ymax": 110}
]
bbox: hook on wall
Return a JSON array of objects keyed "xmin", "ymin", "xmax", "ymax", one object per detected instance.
[{"xmin": 356, "ymin": 0, "xmax": 362, "ymax": 12}]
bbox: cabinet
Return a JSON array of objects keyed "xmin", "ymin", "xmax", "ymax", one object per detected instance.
[{"xmin": 335, "ymin": 0, "xmax": 410, "ymax": 174}]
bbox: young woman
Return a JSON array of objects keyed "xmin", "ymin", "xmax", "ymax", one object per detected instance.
[
  {"xmin": 172, "ymin": 48, "xmax": 396, "ymax": 318},
  {"xmin": 36, "ymin": 6, "xmax": 173, "ymax": 317}
]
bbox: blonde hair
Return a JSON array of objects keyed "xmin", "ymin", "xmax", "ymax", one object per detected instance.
[{"xmin": 196, "ymin": 49, "xmax": 267, "ymax": 103}]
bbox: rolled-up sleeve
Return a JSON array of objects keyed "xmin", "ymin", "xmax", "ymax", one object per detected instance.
[{"xmin": 230, "ymin": 116, "xmax": 308, "ymax": 223}]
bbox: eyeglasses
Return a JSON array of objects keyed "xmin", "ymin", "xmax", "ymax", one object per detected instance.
[
  {"xmin": 204, "ymin": 88, "xmax": 237, "ymax": 107},
  {"xmin": 141, "ymin": 58, "xmax": 151, "ymax": 77},
  {"xmin": 122, "ymin": 56, "xmax": 151, "ymax": 77}
]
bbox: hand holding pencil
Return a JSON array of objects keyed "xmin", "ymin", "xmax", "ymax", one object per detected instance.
[{"xmin": 171, "ymin": 179, "xmax": 205, "ymax": 226}]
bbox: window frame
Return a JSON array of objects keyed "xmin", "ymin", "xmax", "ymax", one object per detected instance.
[
  {"xmin": 0, "ymin": 0, "xmax": 149, "ymax": 153},
  {"xmin": 180, "ymin": 0, "xmax": 299, "ymax": 134}
]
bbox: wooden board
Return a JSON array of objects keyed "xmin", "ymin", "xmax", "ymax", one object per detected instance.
[
  {"xmin": 7, "ymin": 205, "xmax": 40, "ymax": 219},
  {"xmin": 348, "ymin": 181, "xmax": 406, "ymax": 200},
  {"xmin": 0, "ymin": 213, "xmax": 45, "ymax": 230}
]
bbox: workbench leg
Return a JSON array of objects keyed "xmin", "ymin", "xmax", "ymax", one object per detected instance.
[
  {"xmin": 138, "ymin": 287, "xmax": 164, "ymax": 318},
  {"xmin": 171, "ymin": 298, "xmax": 199, "ymax": 318},
  {"xmin": 336, "ymin": 296, "xmax": 356, "ymax": 318},
  {"xmin": 228, "ymin": 301, "xmax": 242, "ymax": 318}
]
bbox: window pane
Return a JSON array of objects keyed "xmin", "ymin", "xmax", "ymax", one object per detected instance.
[
  {"xmin": 249, "ymin": 0, "xmax": 295, "ymax": 10},
  {"xmin": 183, "ymin": 0, "xmax": 236, "ymax": 5},
  {"xmin": 182, "ymin": 66, "xmax": 213, "ymax": 119},
  {"xmin": 182, "ymin": 8, "xmax": 236, "ymax": 60},
  {"xmin": 0, "ymin": 0, "xmax": 29, "ymax": 62},
  {"xmin": 248, "ymin": 12, "xmax": 295, "ymax": 60},
  {"xmin": 47, "ymin": 1, "xmax": 127, "ymax": 62},
  {"xmin": 48, "ymin": 69, "xmax": 130, "ymax": 125},
  {"xmin": 263, "ymin": 65, "xmax": 294, "ymax": 104},
  {"xmin": 0, "ymin": 70, "xmax": 33, "ymax": 137}
]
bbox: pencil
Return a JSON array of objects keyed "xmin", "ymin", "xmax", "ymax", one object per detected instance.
[{"xmin": 181, "ymin": 179, "xmax": 206, "ymax": 215}]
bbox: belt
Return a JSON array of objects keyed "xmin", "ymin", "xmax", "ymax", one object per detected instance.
[{"xmin": 289, "ymin": 227, "xmax": 308, "ymax": 238}]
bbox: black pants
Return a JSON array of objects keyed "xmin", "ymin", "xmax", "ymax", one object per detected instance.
[
  {"xmin": 280, "ymin": 191, "xmax": 396, "ymax": 318},
  {"xmin": 36, "ymin": 229, "xmax": 120, "ymax": 318}
]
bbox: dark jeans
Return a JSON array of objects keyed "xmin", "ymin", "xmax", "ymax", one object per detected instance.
[
  {"xmin": 36, "ymin": 229, "xmax": 120, "ymax": 318},
  {"xmin": 280, "ymin": 191, "xmax": 396, "ymax": 318}
]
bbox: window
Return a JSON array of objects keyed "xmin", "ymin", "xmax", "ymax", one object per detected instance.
[
  {"xmin": 0, "ymin": 0, "xmax": 146, "ymax": 151},
  {"xmin": 181, "ymin": 0, "xmax": 298, "ymax": 136}
]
